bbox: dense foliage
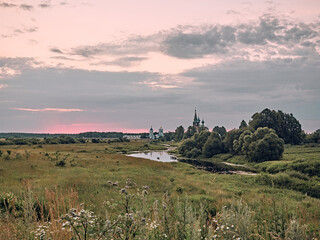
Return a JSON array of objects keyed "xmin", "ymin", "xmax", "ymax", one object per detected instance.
[
  {"xmin": 249, "ymin": 108, "xmax": 304, "ymax": 145},
  {"xmin": 202, "ymin": 132, "xmax": 223, "ymax": 158},
  {"xmin": 212, "ymin": 126, "xmax": 227, "ymax": 139},
  {"xmin": 306, "ymin": 129, "xmax": 320, "ymax": 143},
  {"xmin": 233, "ymin": 127, "xmax": 284, "ymax": 162},
  {"xmin": 178, "ymin": 130, "xmax": 224, "ymax": 158},
  {"xmin": 174, "ymin": 125, "xmax": 185, "ymax": 141}
]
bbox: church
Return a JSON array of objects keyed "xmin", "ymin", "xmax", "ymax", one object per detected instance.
[
  {"xmin": 193, "ymin": 109, "xmax": 205, "ymax": 128},
  {"xmin": 149, "ymin": 126, "xmax": 164, "ymax": 139}
]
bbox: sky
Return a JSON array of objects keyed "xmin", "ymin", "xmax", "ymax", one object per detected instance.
[{"xmin": 0, "ymin": 0, "xmax": 320, "ymax": 133}]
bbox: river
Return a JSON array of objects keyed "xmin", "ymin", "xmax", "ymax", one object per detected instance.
[{"xmin": 127, "ymin": 151, "xmax": 177, "ymax": 162}]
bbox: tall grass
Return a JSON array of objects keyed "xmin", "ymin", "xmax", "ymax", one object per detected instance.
[{"xmin": 0, "ymin": 179, "xmax": 316, "ymax": 239}]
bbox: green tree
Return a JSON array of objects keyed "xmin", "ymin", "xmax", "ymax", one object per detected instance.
[
  {"xmin": 187, "ymin": 148, "xmax": 202, "ymax": 158},
  {"xmin": 239, "ymin": 120, "xmax": 248, "ymax": 129},
  {"xmin": 233, "ymin": 130, "xmax": 252, "ymax": 154},
  {"xmin": 174, "ymin": 126, "xmax": 185, "ymax": 141},
  {"xmin": 306, "ymin": 129, "xmax": 320, "ymax": 143},
  {"xmin": 183, "ymin": 126, "xmax": 197, "ymax": 139},
  {"xmin": 164, "ymin": 132, "xmax": 175, "ymax": 141},
  {"xmin": 249, "ymin": 108, "xmax": 303, "ymax": 145},
  {"xmin": 241, "ymin": 127, "xmax": 284, "ymax": 162},
  {"xmin": 223, "ymin": 128, "xmax": 244, "ymax": 153},
  {"xmin": 193, "ymin": 130, "xmax": 211, "ymax": 150},
  {"xmin": 202, "ymin": 132, "xmax": 223, "ymax": 158},
  {"xmin": 212, "ymin": 126, "xmax": 227, "ymax": 139},
  {"xmin": 178, "ymin": 139, "xmax": 197, "ymax": 157}
]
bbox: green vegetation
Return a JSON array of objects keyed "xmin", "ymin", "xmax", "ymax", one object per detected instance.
[
  {"xmin": 234, "ymin": 127, "xmax": 284, "ymax": 162},
  {"xmin": 249, "ymin": 108, "xmax": 304, "ymax": 145},
  {"xmin": 0, "ymin": 141, "xmax": 320, "ymax": 239},
  {"xmin": 0, "ymin": 109, "xmax": 319, "ymax": 239}
]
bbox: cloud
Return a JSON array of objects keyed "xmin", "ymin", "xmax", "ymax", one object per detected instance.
[
  {"xmin": 94, "ymin": 56, "xmax": 148, "ymax": 67},
  {"xmin": 11, "ymin": 108, "xmax": 84, "ymax": 112},
  {"xmin": 0, "ymin": 57, "xmax": 35, "ymax": 78},
  {"xmin": 0, "ymin": 59, "xmax": 319, "ymax": 132},
  {"xmin": 182, "ymin": 57, "xmax": 320, "ymax": 112},
  {"xmin": 71, "ymin": 34, "xmax": 161, "ymax": 58},
  {"xmin": 161, "ymin": 25, "xmax": 236, "ymax": 58},
  {"xmin": 226, "ymin": 10, "xmax": 240, "ymax": 15},
  {"xmin": 66, "ymin": 14, "xmax": 320, "ymax": 63},
  {"xmin": 19, "ymin": 4, "xmax": 33, "ymax": 10},
  {"xmin": 0, "ymin": 84, "xmax": 8, "ymax": 89},
  {"xmin": 0, "ymin": 2, "xmax": 17, "ymax": 8},
  {"xmin": 39, "ymin": 3, "xmax": 51, "ymax": 8},
  {"xmin": 160, "ymin": 14, "xmax": 320, "ymax": 59},
  {"xmin": 50, "ymin": 48, "xmax": 64, "ymax": 54},
  {"xmin": 0, "ymin": 57, "xmax": 35, "ymax": 69},
  {"xmin": 50, "ymin": 56, "xmax": 76, "ymax": 61},
  {"xmin": 2, "ymin": 26, "xmax": 38, "ymax": 38}
]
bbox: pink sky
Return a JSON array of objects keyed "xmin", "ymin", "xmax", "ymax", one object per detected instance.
[{"xmin": 0, "ymin": 0, "xmax": 320, "ymax": 133}]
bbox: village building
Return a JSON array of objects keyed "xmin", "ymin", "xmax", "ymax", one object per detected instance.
[{"xmin": 123, "ymin": 134, "xmax": 141, "ymax": 139}]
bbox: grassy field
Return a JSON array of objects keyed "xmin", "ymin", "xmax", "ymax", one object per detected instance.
[{"xmin": 0, "ymin": 141, "xmax": 320, "ymax": 239}]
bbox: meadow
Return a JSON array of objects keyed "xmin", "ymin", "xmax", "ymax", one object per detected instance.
[{"xmin": 0, "ymin": 140, "xmax": 319, "ymax": 239}]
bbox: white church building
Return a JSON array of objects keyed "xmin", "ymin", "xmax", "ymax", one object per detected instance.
[{"xmin": 149, "ymin": 126, "xmax": 164, "ymax": 139}]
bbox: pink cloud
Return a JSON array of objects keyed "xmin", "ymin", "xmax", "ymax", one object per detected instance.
[
  {"xmin": 0, "ymin": 84, "xmax": 8, "ymax": 89},
  {"xmin": 10, "ymin": 108, "xmax": 84, "ymax": 112}
]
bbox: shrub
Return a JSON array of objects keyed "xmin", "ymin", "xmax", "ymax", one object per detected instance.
[{"xmin": 55, "ymin": 160, "xmax": 66, "ymax": 167}]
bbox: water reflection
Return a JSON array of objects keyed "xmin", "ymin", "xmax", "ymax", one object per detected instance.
[{"xmin": 127, "ymin": 151, "xmax": 177, "ymax": 162}]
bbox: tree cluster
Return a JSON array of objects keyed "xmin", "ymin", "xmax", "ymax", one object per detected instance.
[
  {"xmin": 174, "ymin": 108, "xmax": 300, "ymax": 162},
  {"xmin": 249, "ymin": 108, "xmax": 303, "ymax": 145},
  {"xmin": 305, "ymin": 129, "xmax": 320, "ymax": 143},
  {"xmin": 233, "ymin": 127, "xmax": 284, "ymax": 162},
  {"xmin": 178, "ymin": 129, "xmax": 223, "ymax": 158}
]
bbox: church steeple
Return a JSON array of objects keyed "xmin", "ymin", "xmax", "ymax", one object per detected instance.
[
  {"xmin": 193, "ymin": 109, "xmax": 200, "ymax": 127},
  {"xmin": 193, "ymin": 109, "xmax": 198, "ymax": 122}
]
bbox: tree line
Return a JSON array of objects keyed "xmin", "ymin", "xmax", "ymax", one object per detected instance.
[{"xmin": 175, "ymin": 108, "xmax": 318, "ymax": 163}]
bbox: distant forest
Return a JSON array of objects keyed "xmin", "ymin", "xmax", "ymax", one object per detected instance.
[{"xmin": 0, "ymin": 132, "xmax": 131, "ymax": 139}]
